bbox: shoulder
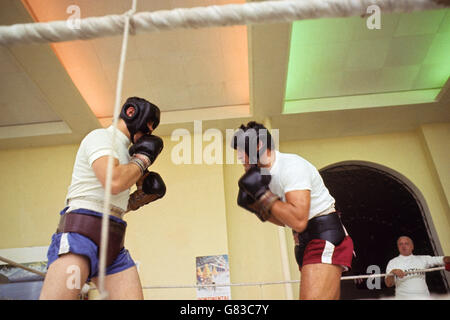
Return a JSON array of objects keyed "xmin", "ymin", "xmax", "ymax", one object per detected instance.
[
  {"xmin": 82, "ymin": 128, "xmax": 110, "ymax": 145},
  {"xmin": 387, "ymin": 257, "xmax": 395, "ymax": 264},
  {"xmin": 416, "ymin": 255, "xmax": 435, "ymax": 261},
  {"xmin": 79, "ymin": 128, "xmax": 115, "ymax": 158},
  {"xmin": 85, "ymin": 128, "xmax": 109, "ymax": 139},
  {"xmin": 278, "ymin": 152, "xmax": 310, "ymax": 166},
  {"xmin": 277, "ymin": 152, "xmax": 316, "ymax": 174},
  {"xmin": 387, "ymin": 256, "xmax": 400, "ymax": 264}
]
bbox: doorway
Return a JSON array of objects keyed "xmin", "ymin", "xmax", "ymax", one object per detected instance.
[{"xmin": 320, "ymin": 162, "xmax": 448, "ymax": 299}]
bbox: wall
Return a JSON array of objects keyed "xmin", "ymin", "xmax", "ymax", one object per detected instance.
[
  {"xmin": 0, "ymin": 135, "xmax": 230, "ymax": 300},
  {"xmin": 278, "ymin": 127, "xmax": 450, "ymax": 298},
  {"xmin": 126, "ymin": 135, "xmax": 230, "ymax": 299},
  {"xmin": 1, "ymin": 123, "xmax": 448, "ymax": 300},
  {"xmin": 0, "ymin": 144, "xmax": 77, "ymax": 248},
  {"xmin": 223, "ymin": 161, "xmax": 286, "ymax": 299}
]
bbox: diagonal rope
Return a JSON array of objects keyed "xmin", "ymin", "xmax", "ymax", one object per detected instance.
[
  {"xmin": 0, "ymin": 255, "xmax": 46, "ymax": 278},
  {"xmin": 97, "ymin": 0, "xmax": 137, "ymax": 300},
  {"xmin": 0, "ymin": 0, "xmax": 448, "ymax": 45}
]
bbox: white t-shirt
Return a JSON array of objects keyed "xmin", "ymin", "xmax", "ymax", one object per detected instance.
[
  {"xmin": 65, "ymin": 125, "xmax": 131, "ymax": 211},
  {"xmin": 386, "ymin": 254, "xmax": 444, "ymax": 299},
  {"xmin": 268, "ymin": 151, "xmax": 335, "ymax": 220}
]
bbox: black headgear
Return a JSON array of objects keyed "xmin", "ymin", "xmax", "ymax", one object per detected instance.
[
  {"xmin": 120, "ymin": 97, "xmax": 160, "ymax": 143},
  {"xmin": 231, "ymin": 121, "xmax": 274, "ymax": 166}
]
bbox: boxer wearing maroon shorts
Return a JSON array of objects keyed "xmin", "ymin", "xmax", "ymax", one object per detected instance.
[{"xmin": 232, "ymin": 121, "xmax": 354, "ymax": 300}]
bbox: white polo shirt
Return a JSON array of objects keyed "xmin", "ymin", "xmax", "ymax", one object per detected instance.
[
  {"xmin": 386, "ymin": 254, "xmax": 444, "ymax": 299},
  {"xmin": 268, "ymin": 151, "xmax": 335, "ymax": 220},
  {"xmin": 65, "ymin": 125, "xmax": 131, "ymax": 211}
]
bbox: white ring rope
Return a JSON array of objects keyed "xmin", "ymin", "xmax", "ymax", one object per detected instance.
[
  {"xmin": 0, "ymin": 255, "xmax": 444, "ymax": 293},
  {"xmin": 138, "ymin": 266, "xmax": 446, "ymax": 290},
  {"xmin": 97, "ymin": 0, "xmax": 137, "ymax": 300},
  {"xmin": 0, "ymin": 255, "xmax": 46, "ymax": 278},
  {"xmin": 2, "ymin": 0, "xmax": 446, "ymax": 299},
  {"xmin": 0, "ymin": 0, "xmax": 448, "ymax": 45}
]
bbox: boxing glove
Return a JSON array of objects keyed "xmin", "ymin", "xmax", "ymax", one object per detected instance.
[
  {"xmin": 237, "ymin": 188, "xmax": 266, "ymax": 222},
  {"xmin": 127, "ymin": 171, "xmax": 166, "ymax": 212},
  {"xmin": 129, "ymin": 134, "xmax": 163, "ymax": 165},
  {"xmin": 238, "ymin": 167, "xmax": 279, "ymax": 221},
  {"xmin": 142, "ymin": 171, "xmax": 166, "ymax": 198},
  {"xmin": 238, "ymin": 166, "xmax": 272, "ymax": 200}
]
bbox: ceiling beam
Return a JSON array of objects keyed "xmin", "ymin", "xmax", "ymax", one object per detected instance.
[
  {"xmin": 248, "ymin": 22, "xmax": 291, "ymax": 119},
  {"xmin": 0, "ymin": 0, "xmax": 101, "ymax": 150}
]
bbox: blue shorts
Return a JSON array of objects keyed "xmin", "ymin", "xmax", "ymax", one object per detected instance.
[{"xmin": 47, "ymin": 208, "xmax": 136, "ymax": 282}]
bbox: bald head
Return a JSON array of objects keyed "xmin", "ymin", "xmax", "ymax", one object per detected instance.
[{"xmin": 397, "ymin": 236, "xmax": 414, "ymax": 256}]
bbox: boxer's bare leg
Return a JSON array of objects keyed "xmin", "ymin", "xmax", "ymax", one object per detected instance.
[
  {"xmin": 299, "ymin": 263, "xmax": 342, "ymax": 300},
  {"xmin": 91, "ymin": 265, "xmax": 143, "ymax": 300},
  {"xmin": 40, "ymin": 253, "xmax": 90, "ymax": 300}
]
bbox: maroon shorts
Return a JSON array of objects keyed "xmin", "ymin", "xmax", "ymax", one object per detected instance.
[{"xmin": 295, "ymin": 235, "xmax": 354, "ymax": 271}]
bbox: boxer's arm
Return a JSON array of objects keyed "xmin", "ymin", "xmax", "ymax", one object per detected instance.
[
  {"xmin": 92, "ymin": 156, "xmax": 142, "ymax": 195},
  {"xmin": 269, "ymin": 190, "xmax": 310, "ymax": 233},
  {"xmin": 266, "ymin": 215, "xmax": 286, "ymax": 227}
]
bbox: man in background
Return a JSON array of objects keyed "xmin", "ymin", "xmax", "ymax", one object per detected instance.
[{"xmin": 385, "ymin": 236, "xmax": 450, "ymax": 299}]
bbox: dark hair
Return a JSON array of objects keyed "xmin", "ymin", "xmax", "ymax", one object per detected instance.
[{"xmin": 231, "ymin": 121, "xmax": 274, "ymax": 164}]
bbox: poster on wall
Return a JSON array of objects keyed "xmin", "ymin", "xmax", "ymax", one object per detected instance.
[{"xmin": 196, "ymin": 254, "xmax": 231, "ymax": 300}]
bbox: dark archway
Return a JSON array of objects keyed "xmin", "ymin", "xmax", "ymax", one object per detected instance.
[{"xmin": 320, "ymin": 162, "xmax": 449, "ymax": 299}]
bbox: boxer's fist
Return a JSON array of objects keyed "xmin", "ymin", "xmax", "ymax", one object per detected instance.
[
  {"xmin": 129, "ymin": 134, "xmax": 163, "ymax": 165},
  {"xmin": 238, "ymin": 166, "xmax": 271, "ymax": 200},
  {"xmin": 237, "ymin": 188, "xmax": 267, "ymax": 222},
  {"xmin": 237, "ymin": 168, "xmax": 279, "ymax": 222},
  {"xmin": 142, "ymin": 171, "xmax": 166, "ymax": 197},
  {"xmin": 237, "ymin": 188, "xmax": 257, "ymax": 213},
  {"xmin": 127, "ymin": 171, "xmax": 166, "ymax": 212}
]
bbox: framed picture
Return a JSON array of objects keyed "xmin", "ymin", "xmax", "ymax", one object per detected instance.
[{"xmin": 196, "ymin": 254, "xmax": 231, "ymax": 300}]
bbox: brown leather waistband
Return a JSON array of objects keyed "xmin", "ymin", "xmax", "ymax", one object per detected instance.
[{"xmin": 56, "ymin": 212, "xmax": 126, "ymax": 267}]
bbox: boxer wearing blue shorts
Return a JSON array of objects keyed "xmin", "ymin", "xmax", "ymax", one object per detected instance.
[
  {"xmin": 47, "ymin": 207, "xmax": 135, "ymax": 282},
  {"xmin": 40, "ymin": 97, "xmax": 166, "ymax": 300}
]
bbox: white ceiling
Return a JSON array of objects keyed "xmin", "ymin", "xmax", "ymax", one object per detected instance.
[{"xmin": 0, "ymin": 0, "xmax": 449, "ymax": 150}]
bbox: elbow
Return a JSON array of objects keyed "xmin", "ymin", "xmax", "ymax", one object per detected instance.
[
  {"xmin": 110, "ymin": 188, "xmax": 121, "ymax": 196},
  {"xmin": 291, "ymin": 219, "xmax": 308, "ymax": 233},
  {"xmin": 384, "ymin": 280, "xmax": 392, "ymax": 288},
  {"xmin": 289, "ymin": 206, "xmax": 309, "ymax": 233},
  {"xmin": 110, "ymin": 180, "xmax": 124, "ymax": 195},
  {"xmin": 384, "ymin": 276, "xmax": 394, "ymax": 287}
]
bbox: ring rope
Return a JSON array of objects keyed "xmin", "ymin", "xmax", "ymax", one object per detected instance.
[
  {"xmin": 0, "ymin": 255, "xmax": 46, "ymax": 278},
  {"xmin": 0, "ymin": 255, "xmax": 444, "ymax": 292},
  {"xmin": 137, "ymin": 266, "xmax": 446, "ymax": 290},
  {"xmin": 2, "ymin": 0, "xmax": 447, "ymax": 299},
  {"xmin": 97, "ymin": 0, "xmax": 137, "ymax": 300},
  {"xmin": 0, "ymin": 0, "xmax": 448, "ymax": 45}
]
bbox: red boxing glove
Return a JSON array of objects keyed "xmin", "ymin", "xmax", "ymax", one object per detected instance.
[{"xmin": 446, "ymin": 263, "xmax": 450, "ymax": 272}]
